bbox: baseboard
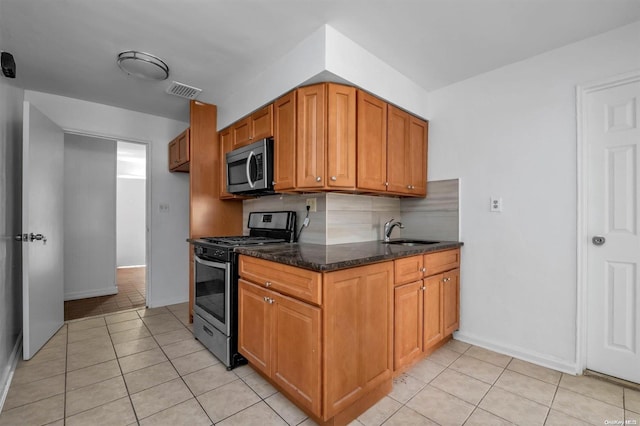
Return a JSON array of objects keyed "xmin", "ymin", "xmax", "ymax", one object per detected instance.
[
  {"xmin": 64, "ymin": 286, "xmax": 118, "ymax": 301},
  {"xmin": 117, "ymin": 265, "xmax": 146, "ymax": 269},
  {"xmin": 453, "ymin": 330, "xmax": 580, "ymax": 375},
  {"xmin": 0, "ymin": 332, "xmax": 22, "ymax": 413}
]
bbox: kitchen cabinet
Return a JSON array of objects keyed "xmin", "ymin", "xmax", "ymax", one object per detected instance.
[
  {"xmin": 168, "ymin": 128, "xmax": 190, "ymax": 172},
  {"xmin": 238, "ymin": 279, "xmax": 321, "ymax": 414},
  {"xmin": 277, "ymin": 83, "xmax": 356, "ymax": 191},
  {"xmin": 273, "ymin": 91, "xmax": 297, "ymax": 192},
  {"xmin": 232, "ymin": 104, "xmax": 273, "ymax": 149},
  {"xmin": 357, "ymin": 91, "xmax": 428, "ymax": 197},
  {"xmin": 238, "ymin": 256, "xmax": 393, "ymax": 424},
  {"xmin": 393, "ymin": 249, "xmax": 460, "ymax": 372},
  {"xmin": 218, "ymin": 126, "xmax": 235, "ymax": 199}
]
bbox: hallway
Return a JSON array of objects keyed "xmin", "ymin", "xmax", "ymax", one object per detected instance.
[{"xmin": 64, "ymin": 267, "xmax": 146, "ymax": 321}]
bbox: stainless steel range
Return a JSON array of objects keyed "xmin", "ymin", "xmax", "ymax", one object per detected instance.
[{"xmin": 189, "ymin": 211, "xmax": 296, "ymax": 369}]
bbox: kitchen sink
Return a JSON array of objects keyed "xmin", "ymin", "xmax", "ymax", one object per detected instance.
[{"xmin": 382, "ymin": 239, "xmax": 440, "ymax": 246}]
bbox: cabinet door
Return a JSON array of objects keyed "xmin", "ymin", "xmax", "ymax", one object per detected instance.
[
  {"xmin": 297, "ymin": 84, "xmax": 326, "ymax": 188},
  {"xmin": 443, "ymin": 268, "xmax": 460, "ymax": 336},
  {"xmin": 251, "ymin": 104, "xmax": 273, "ymax": 141},
  {"xmin": 326, "ymin": 84, "xmax": 356, "ymax": 189},
  {"xmin": 409, "ymin": 116, "xmax": 428, "ymax": 197},
  {"xmin": 273, "ymin": 91, "xmax": 296, "ymax": 191},
  {"xmin": 323, "ymin": 262, "xmax": 393, "ymax": 419},
  {"xmin": 387, "ymin": 105, "xmax": 410, "ymax": 194},
  {"xmin": 238, "ymin": 279, "xmax": 272, "ymax": 376},
  {"xmin": 357, "ymin": 91, "xmax": 387, "ymax": 192},
  {"xmin": 233, "ymin": 117, "xmax": 251, "ymax": 149},
  {"xmin": 272, "ymin": 292, "xmax": 321, "ymax": 416},
  {"xmin": 394, "ymin": 281, "xmax": 424, "ymax": 371},
  {"xmin": 168, "ymin": 139, "xmax": 179, "ymax": 170},
  {"xmin": 177, "ymin": 129, "xmax": 190, "ymax": 165},
  {"xmin": 423, "ymin": 274, "xmax": 443, "ymax": 350},
  {"xmin": 219, "ymin": 127, "xmax": 235, "ymax": 199}
]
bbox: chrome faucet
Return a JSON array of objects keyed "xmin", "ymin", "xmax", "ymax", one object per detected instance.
[{"xmin": 383, "ymin": 218, "xmax": 404, "ymax": 242}]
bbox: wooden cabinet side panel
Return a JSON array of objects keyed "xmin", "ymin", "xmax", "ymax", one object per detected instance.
[
  {"xmin": 297, "ymin": 84, "xmax": 326, "ymax": 188},
  {"xmin": 251, "ymin": 104, "xmax": 274, "ymax": 140},
  {"xmin": 178, "ymin": 129, "xmax": 190, "ymax": 164},
  {"xmin": 394, "ymin": 255, "xmax": 424, "ymax": 285},
  {"xmin": 394, "ymin": 281, "xmax": 424, "ymax": 371},
  {"xmin": 323, "ymin": 262, "xmax": 393, "ymax": 419},
  {"xmin": 357, "ymin": 91, "xmax": 387, "ymax": 192},
  {"xmin": 239, "ymin": 256, "xmax": 322, "ymax": 305},
  {"xmin": 443, "ymin": 268, "xmax": 460, "ymax": 336},
  {"xmin": 189, "ymin": 100, "xmax": 243, "ymax": 239},
  {"xmin": 386, "ymin": 105, "xmax": 410, "ymax": 194},
  {"xmin": 272, "ymin": 293, "xmax": 322, "ymax": 416},
  {"xmin": 274, "ymin": 91, "xmax": 297, "ymax": 191},
  {"xmin": 409, "ymin": 117, "xmax": 428, "ymax": 197},
  {"xmin": 423, "ymin": 274, "xmax": 444, "ymax": 350},
  {"xmin": 238, "ymin": 280, "xmax": 272, "ymax": 376},
  {"xmin": 327, "ymin": 84, "xmax": 356, "ymax": 189}
]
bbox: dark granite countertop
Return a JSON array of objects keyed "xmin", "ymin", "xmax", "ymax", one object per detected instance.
[{"xmin": 235, "ymin": 240, "xmax": 463, "ymax": 272}]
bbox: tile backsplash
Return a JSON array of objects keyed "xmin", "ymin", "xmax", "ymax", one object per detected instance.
[{"xmin": 242, "ymin": 179, "xmax": 459, "ymax": 245}]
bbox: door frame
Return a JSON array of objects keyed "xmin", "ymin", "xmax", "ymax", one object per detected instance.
[
  {"xmin": 64, "ymin": 129, "xmax": 152, "ymax": 307},
  {"xmin": 575, "ymin": 69, "xmax": 640, "ymax": 375}
]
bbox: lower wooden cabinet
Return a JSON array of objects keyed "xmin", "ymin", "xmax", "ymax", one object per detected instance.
[
  {"xmin": 393, "ymin": 249, "xmax": 461, "ymax": 372},
  {"xmin": 238, "ymin": 279, "xmax": 321, "ymax": 414},
  {"xmin": 238, "ymin": 257, "xmax": 393, "ymax": 423}
]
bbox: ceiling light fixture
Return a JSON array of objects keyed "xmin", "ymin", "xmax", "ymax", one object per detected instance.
[{"xmin": 117, "ymin": 50, "xmax": 169, "ymax": 80}]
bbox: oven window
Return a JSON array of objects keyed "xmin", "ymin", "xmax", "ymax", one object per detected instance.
[{"xmin": 195, "ymin": 261, "xmax": 226, "ymax": 324}]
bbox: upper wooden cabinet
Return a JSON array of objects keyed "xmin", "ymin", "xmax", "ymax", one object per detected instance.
[
  {"xmin": 232, "ymin": 104, "xmax": 273, "ymax": 149},
  {"xmin": 218, "ymin": 126, "xmax": 234, "ymax": 199},
  {"xmin": 357, "ymin": 92, "xmax": 428, "ymax": 197},
  {"xmin": 168, "ymin": 128, "xmax": 190, "ymax": 172},
  {"xmin": 273, "ymin": 91, "xmax": 297, "ymax": 192}
]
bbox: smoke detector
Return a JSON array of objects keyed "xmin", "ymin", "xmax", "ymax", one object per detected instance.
[{"xmin": 165, "ymin": 81, "xmax": 202, "ymax": 99}]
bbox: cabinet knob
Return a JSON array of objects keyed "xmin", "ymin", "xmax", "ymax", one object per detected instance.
[
  {"xmin": 265, "ymin": 281, "xmax": 271, "ymax": 287},
  {"xmin": 263, "ymin": 296, "xmax": 269, "ymax": 302},
  {"xmin": 316, "ymin": 176, "xmax": 321, "ymax": 182},
  {"xmin": 272, "ymin": 181, "xmax": 276, "ymax": 186},
  {"xmin": 267, "ymin": 298, "xmax": 275, "ymax": 304},
  {"xmin": 443, "ymin": 277, "xmax": 451, "ymax": 282},
  {"xmin": 407, "ymin": 185, "xmax": 415, "ymax": 190},
  {"xmin": 331, "ymin": 176, "xmax": 337, "ymax": 181},
  {"xmin": 420, "ymin": 286, "xmax": 426, "ymax": 291},
  {"xmin": 384, "ymin": 182, "xmax": 389, "ymax": 187},
  {"xmin": 421, "ymin": 267, "xmax": 426, "ymax": 273}
]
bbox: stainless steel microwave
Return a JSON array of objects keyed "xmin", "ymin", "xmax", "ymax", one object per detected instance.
[{"xmin": 225, "ymin": 138, "xmax": 275, "ymax": 195}]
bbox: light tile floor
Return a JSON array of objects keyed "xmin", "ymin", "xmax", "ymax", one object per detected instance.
[{"xmin": 1, "ymin": 303, "xmax": 639, "ymax": 426}]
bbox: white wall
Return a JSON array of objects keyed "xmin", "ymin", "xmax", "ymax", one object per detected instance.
[
  {"xmin": 218, "ymin": 25, "xmax": 430, "ymax": 129},
  {"xmin": 0, "ymin": 79, "xmax": 24, "ymax": 408},
  {"xmin": 428, "ymin": 21, "xmax": 640, "ymax": 372},
  {"xmin": 117, "ymin": 177, "xmax": 146, "ymax": 267},
  {"xmin": 24, "ymin": 91, "xmax": 189, "ymax": 308},
  {"xmin": 63, "ymin": 134, "xmax": 117, "ymax": 300}
]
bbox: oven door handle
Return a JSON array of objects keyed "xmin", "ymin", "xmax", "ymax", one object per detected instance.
[
  {"xmin": 194, "ymin": 256, "xmax": 229, "ymax": 271},
  {"xmin": 246, "ymin": 150, "xmax": 256, "ymax": 189}
]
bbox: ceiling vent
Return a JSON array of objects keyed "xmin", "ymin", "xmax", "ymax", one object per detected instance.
[{"xmin": 165, "ymin": 81, "xmax": 202, "ymax": 99}]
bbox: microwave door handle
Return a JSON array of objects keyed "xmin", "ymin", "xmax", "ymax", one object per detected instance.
[{"xmin": 246, "ymin": 151, "xmax": 256, "ymax": 188}]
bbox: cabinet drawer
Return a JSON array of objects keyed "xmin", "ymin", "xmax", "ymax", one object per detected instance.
[
  {"xmin": 239, "ymin": 256, "xmax": 322, "ymax": 305},
  {"xmin": 394, "ymin": 255, "xmax": 424, "ymax": 285},
  {"xmin": 424, "ymin": 249, "xmax": 460, "ymax": 276}
]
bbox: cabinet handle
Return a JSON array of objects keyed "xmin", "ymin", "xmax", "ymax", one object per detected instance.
[
  {"xmin": 330, "ymin": 176, "xmax": 337, "ymax": 181},
  {"xmin": 443, "ymin": 277, "xmax": 451, "ymax": 282},
  {"xmin": 267, "ymin": 298, "xmax": 275, "ymax": 304},
  {"xmin": 265, "ymin": 281, "xmax": 271, "ymax": 287},
  {"xmin": 263, "ymin": 296, "xmax": 269, "ymax": 302},
  {"xmin": 316, "ymin": 176, "xmax": 321, "ymax": 182}
]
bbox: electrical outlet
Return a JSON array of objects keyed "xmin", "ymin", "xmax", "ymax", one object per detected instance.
[
  {"xmin": 306, "ymin": 198, "xmax": 317, "ymax": 212},
  {"xmin": 159, "ymin": 203, "xmax": 170, "ymax": 213},
  {"xmin": 490, "ymin": 197, "xmax": 503, "ymax": 212}
]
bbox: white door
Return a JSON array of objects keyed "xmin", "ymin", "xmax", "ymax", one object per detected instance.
[
  {"xmin": 586, "ymin": 77, "xmax": 640, "ymax": 383},
  {"xmin": 22, "ymin": 101, "xmax": 64, "ymax": 360}
]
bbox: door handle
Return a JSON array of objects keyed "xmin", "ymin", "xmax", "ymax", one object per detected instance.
[
  {"xmin": 592, "ymin": 236, "xmax": 606, "ymax": 246},
  {"xmin": 15, "ymin": 234, "xmax": 27, "ymax": 241},
  {"xmin": 29, "ymin": 233, "xmax": 47, "ymax": 244}
]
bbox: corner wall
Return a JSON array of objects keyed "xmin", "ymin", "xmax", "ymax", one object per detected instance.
[
  {"xmin": 427, "ymin": 21, "xmax": 640, "ymax": 372},
  {"xmin": 24, "ymin": 91, "xmax": 189, "ymax": 308},
  {"xmin": 0, "ymin": 80, "xmax": 24, "ymax": 407}
]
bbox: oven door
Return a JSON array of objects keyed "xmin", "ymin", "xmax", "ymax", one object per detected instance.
[{"xmin": 193, "ymin": 256, "xmax": 231, "ymax": 337}]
